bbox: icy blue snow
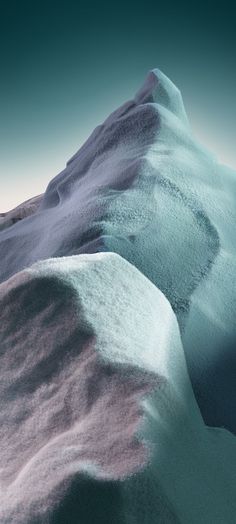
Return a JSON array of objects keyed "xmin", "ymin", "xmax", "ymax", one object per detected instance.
[{"xmin": 0, "ymin": 69, "xmax": 236, "ymax": 523}]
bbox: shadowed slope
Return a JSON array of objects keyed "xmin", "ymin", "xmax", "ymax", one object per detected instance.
[
  {"xmin": 0, "ymin": 253, "xmax": 170, "ymax": 522},
  {"xmin": 0, "ymin": 252, "xmax": 236, "ymax": 523}
]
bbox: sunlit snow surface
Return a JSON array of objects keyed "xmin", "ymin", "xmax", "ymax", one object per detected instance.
[{"xmin": 0, "ymin": 69, "xmax": 236, "ymax": 523}]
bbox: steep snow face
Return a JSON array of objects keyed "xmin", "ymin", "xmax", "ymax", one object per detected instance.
[
  {"xmin": 0, "ymin": 69, "xmax": 235, "ymax": 435},
  {"xmin": 0, "ymin": 252, "xmax": 236, "ymax": 524}
]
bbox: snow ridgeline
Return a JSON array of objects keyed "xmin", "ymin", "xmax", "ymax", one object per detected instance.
[{"xmin": 1, "ymin": 69, "xmax": 236, "ymax": 522}]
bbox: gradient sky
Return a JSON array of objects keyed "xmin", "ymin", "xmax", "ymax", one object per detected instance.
[{"xmin": 0, "ymin": 0, "xmax": 235, "ymax": 211}]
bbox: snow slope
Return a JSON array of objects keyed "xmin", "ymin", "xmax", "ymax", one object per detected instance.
[
  {"xmin": 0, "ymin": 253, "xmax": 235, "ymax": 523},
  {"xmin": 0, "ymin": 69, "xmax": 236, "ymax": 522}
]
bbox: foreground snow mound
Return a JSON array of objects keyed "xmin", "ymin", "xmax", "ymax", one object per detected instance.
[{"xmin": 0, "ymin": 252, "xmax": 235, "ymax": 523}]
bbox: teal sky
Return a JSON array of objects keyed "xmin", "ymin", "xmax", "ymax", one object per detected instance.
[{"xmin": 0, "ymin": 1, "xmax": 235, "ymax": 211}]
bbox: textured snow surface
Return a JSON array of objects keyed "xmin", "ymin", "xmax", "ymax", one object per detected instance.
[
  {"xmin": 0, "ymin": 194, "xmax": 42, "ymax": 231},
  {"xmin": 1, "ymin": 253, "xmax": 235, "ymax": 523},
  {"xmin": 0, "ymin": 69, "xmax": 236, "ymax": 522}
]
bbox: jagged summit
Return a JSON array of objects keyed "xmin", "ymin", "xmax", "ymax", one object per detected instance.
[{"xmin": 134, "ymin": 69, "xmax": 189, "ymax": 123}]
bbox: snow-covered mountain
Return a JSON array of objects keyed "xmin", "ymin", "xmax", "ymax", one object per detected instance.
[{"xmin": 0, "ymin": 69, "xmax": 235, "ymax": 523}]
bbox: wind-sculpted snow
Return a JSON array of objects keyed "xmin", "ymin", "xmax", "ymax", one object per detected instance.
[
  {"xmin": 0, "ymin": 70, "xmax": 220, "ymax": 326},
  {"xmin": 1, "ymin": 253, "xmax": 236, "ymax": 523},
  {"xmin": 1, "ymin": 69, "xmax": 236, "ymax": 522},
  {"xmin": 0, "ymin": 194, "xmax": 42, "ymax": 231}
]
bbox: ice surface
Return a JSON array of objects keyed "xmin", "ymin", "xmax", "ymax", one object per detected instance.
[
  {"xmin": 0, "ymin": 253, "xmax": 235, "ymax": 523},
  {"xmin": 0, "ymin": 69, "xmax": 236, "ymax": 522}
]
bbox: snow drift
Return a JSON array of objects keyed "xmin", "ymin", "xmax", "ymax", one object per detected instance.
[
  {"xmin": 0, "ymin": 69, "xmax": 236, "ymax": 522},
  {"xmin": 1, "ymin": 253, "xmax": 235, "ymax": 523}
]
